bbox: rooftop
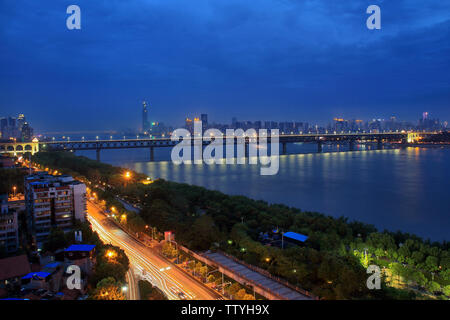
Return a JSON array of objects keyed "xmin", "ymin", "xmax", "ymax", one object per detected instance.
[
  {"xmin": 22, "ymin": 271, "xmax": 52, "ymax": 280},
  {"xmin": 64, "ymin": 244, "xmax": 96, "ymax": 252},
  {"xmin": 0, "ymin": 255, "xmax": 31, "ymax": 281},
  {"xmin": 283, "ymin": 231, "xmax": 308, "ymax": 243}
]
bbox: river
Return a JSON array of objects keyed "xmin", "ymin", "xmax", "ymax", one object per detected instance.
[{"xmin": 75, "ymin": 144, "xmax": 450, "ymax": 241}]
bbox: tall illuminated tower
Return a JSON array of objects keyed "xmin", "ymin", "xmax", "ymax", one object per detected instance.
[{"xmin": 142, "ymin": 101, "xmax": 150, "ymax": 132}]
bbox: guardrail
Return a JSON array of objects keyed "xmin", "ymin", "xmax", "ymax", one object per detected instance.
[
  {"xmin": 216, "ymin": 250, "xmax": 318, "ymax": 300},
  {"xmin": 178, "ymin": 245, "xmax": 317, "ymax": 300}
]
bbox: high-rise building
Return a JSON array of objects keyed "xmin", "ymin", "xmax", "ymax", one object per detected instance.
[
  {"xmin": 0, "ymin": 194, "xmax": 19, "ymax": 253},
  {"xmin": 25, "ymin": 173, "xmax": 87, "ymax": 247},
  {"xmin": 201, "ymin": 114, "xmax": 208, "ymax": 132},
  {"xmin": 185, "ymin": 118, "xmax": 193, "ymax": 134},
  {"xmin": 0, "ymin": 114, "xmax": 33, "ymax": 140},
  {"xmin": 142, "ymin": 101, "xmax": 150, "ymax": 132},
  {"xmin": 232, "ymin": 117, "xmax": 237, "ymax": 128},
  {"xmin": 17, "ymin": 114, "xmax": 25, "ymax": 131},
  {"xmin": 21, "ymin": 122, "xmax": 33, "ymax": 141}
]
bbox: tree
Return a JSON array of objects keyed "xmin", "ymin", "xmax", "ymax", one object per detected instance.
[
  {"xmin": 228, "ymin": 282, "xmax": 242, "ymax": 297},
  {"xmin": 235, "ymin": 289, "xmax": 247, "ymax": 300},
  {"xmin": 425, "ymin": 256, "xmax": 439, "ymax": 272},
  {"xmin": 138, "ymin": 280, "xmax": 168, "ymax": 300},
  {"xmin": 426, "ymin": 281, "xmax": 441, "ymax": 294},
  {"xmin": 44, "ymin": 228, "xmax": 68, "ymax": 252},
  {"xmin": 443, "ymin": 285, "xmax": 450, "ymax": 297},
  {"xmin": 243, "ymin": 293, "xmax": 255, "ymax": 300},
  {"xmin": 91, "ymin": 277, "xmax": 125, "ymax": 300},
  {"xmin": 188, "ymin": 215, "xmax": 220, "ymax": 250},
  {"xmin": 199, "ymin": 266, "xmax": 208, "ymax": 278},
  {"xmin": 162, "ymin": 242, "xmax": 177, "ymax": 258},
  {"xmin": 128, "ymin": 215, "xmax": 146, "ymax": 233}
]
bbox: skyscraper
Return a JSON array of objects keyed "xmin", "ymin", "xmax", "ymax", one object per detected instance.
[
  {"xmin": 201, "ymin": 114, "xmax": 208, "ymax": 132},
  {"xmin": 142, "ymin": 101, "xmax": 150, "ymax": 132}
]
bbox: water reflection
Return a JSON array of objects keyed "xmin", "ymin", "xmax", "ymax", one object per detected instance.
[{"xmin": 78, "ymin": 146, "xmax": 450, "ymax": 241}]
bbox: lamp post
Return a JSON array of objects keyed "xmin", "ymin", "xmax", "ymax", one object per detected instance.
[
  {"xmin": 12, "ymin": 186, "xmax": 16, "ymax": 198},
  {"xmin": 207, "ymin": 269, "xmax": 224, "ymax": 294},
  {"xmin": 168, "ymin": 239, "xmax": 179, "ymax": 264}
]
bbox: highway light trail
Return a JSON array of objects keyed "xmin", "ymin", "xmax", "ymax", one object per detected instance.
[{"xmin": 87, "ymin": 208, "xmax": 196, "ymax": 300}]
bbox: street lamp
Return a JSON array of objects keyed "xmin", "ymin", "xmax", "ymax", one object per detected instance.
[
  {"xmin": 106, "ymin": 250, "xmax": 117, "ymax": 259},
  {"xmin": 12, "ymin": 186, "xmax": 16, "ymax": 198}
]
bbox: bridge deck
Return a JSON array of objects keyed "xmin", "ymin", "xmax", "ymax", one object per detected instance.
[{"xmin": 203, "ymin": 251, "xmax": 312, "ymax": 300}]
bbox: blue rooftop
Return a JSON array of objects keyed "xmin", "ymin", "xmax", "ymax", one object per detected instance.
[
  {"xmin": 22, "ymin": 272, "xmax": 51, "ymax": 280},
  {"xmin": 283, "ymin": 231, "xmax": 308, "ymax": 243},
  {"xmin": 64, "ymin": 244, "xmax": 96, "ymax": 252},
  {"xmin": 43, "ymin": 262, "xmax": 62, "ymax": 269}
]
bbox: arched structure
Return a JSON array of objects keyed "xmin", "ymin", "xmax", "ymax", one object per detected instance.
[{"xmin": 0, "ymin": 138, "xmax": 40, "ymax": 156}]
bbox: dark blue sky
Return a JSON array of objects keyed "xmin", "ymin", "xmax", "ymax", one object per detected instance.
[{"xmin": 1, "ymin": 0, "xmax": 449, "ymax": 132}]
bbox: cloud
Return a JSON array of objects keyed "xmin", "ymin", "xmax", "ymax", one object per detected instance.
[{"xmin": 0, "ymin": 0, "xmax": 449, "ymax": 130}]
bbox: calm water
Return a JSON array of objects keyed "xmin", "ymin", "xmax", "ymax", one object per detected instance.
[{"xmin": 77, "ymin": 145, "xmax": 450, "ymax": 241}]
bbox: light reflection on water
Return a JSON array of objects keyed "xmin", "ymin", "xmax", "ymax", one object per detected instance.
[{"xmin": 77, "ymin": 146, "xmax": 450, "ymax": 241}]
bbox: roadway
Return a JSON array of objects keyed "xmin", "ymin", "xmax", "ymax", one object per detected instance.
[
  {"xmin": 87, "ymin": 200, "xmax": 221, "ymax": 300},
  {"xmin": 125, "ymin": 268, "xmax": 139, "ymax": 300}
]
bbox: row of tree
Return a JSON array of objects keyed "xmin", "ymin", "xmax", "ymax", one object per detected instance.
[{"xmin": 31, "ymin": 151, "xmax": 449, "ymax": 299}]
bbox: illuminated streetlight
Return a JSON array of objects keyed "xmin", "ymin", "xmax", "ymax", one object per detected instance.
[
  {"xmin": 12, "ymin": 186, "xmax": 17, "ymax": 198},
  {"xmin": 106, "ymin": 250, "xmax": 117, "ymax": 259}
]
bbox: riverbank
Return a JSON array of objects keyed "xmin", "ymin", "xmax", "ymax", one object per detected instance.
[{"xmin": 28, "ymin": 151, "xmax": 450, "ymax": 299}]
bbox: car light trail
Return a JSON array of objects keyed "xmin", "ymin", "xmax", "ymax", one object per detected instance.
[{"xmin": 87, "ymin": 207, "xmax": 196, "ymax": 300}]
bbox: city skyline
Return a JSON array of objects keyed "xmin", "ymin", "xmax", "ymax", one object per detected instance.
[{"xmin": 1, "ymin": 1, "xmax": 449, "ymax": 132}]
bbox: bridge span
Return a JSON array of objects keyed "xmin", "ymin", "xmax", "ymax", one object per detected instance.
[{"xmin": 0, "ymin": 132, "xmax": 436, "ymax": 161}]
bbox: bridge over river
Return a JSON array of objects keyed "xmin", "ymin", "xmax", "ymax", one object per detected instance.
[{"xmin": 0, "ymin": 131, "xmax": 434, "ymax": 161}]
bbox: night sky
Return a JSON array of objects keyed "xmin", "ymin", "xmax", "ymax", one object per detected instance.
[{"xmin": 0, "ymin": 0, "xmax": 449, "ymax": 132}]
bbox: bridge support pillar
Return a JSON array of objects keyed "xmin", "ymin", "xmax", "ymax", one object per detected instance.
[
  {"xmin": 317, "ymin": 141, "xmax": 323, "ymax": 153},
  {"xmin": 400, "ymin": 137, "xmax": 408, "ymax": 148},
  {"xmin": 349, "ymin": 140, "xmax": 355, "ymax": 151},
  {"xmin": 96, "ymin": 149, "xmax": 101, "ymax": 162},
  {"xmin": 377, "ymin": 138, "xmax": 383, "ymax": 150},
  {"xmin": 150, "ymin": 147, "xmax": 154, "ymax": 162},
  {"xmin": 282, "ymin": 142, "xmax": 287, "ymax": 155}
]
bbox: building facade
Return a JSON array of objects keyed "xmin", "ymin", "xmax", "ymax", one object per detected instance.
[
  {"xmin": 25, "ymin": 173, "xmax": 87, "ymax": 247},
  {"xmin": 0, "ymin": 194, "xmax": 19, "ymax": 253}
]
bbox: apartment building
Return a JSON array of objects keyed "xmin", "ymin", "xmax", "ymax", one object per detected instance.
[
  {"xmin": 24, "ymin": 172, "xmax": 86, "ymax": 247},
  {"xmin": 0, "ymin": 194, "xmax": 19, "ymax": 253}
]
